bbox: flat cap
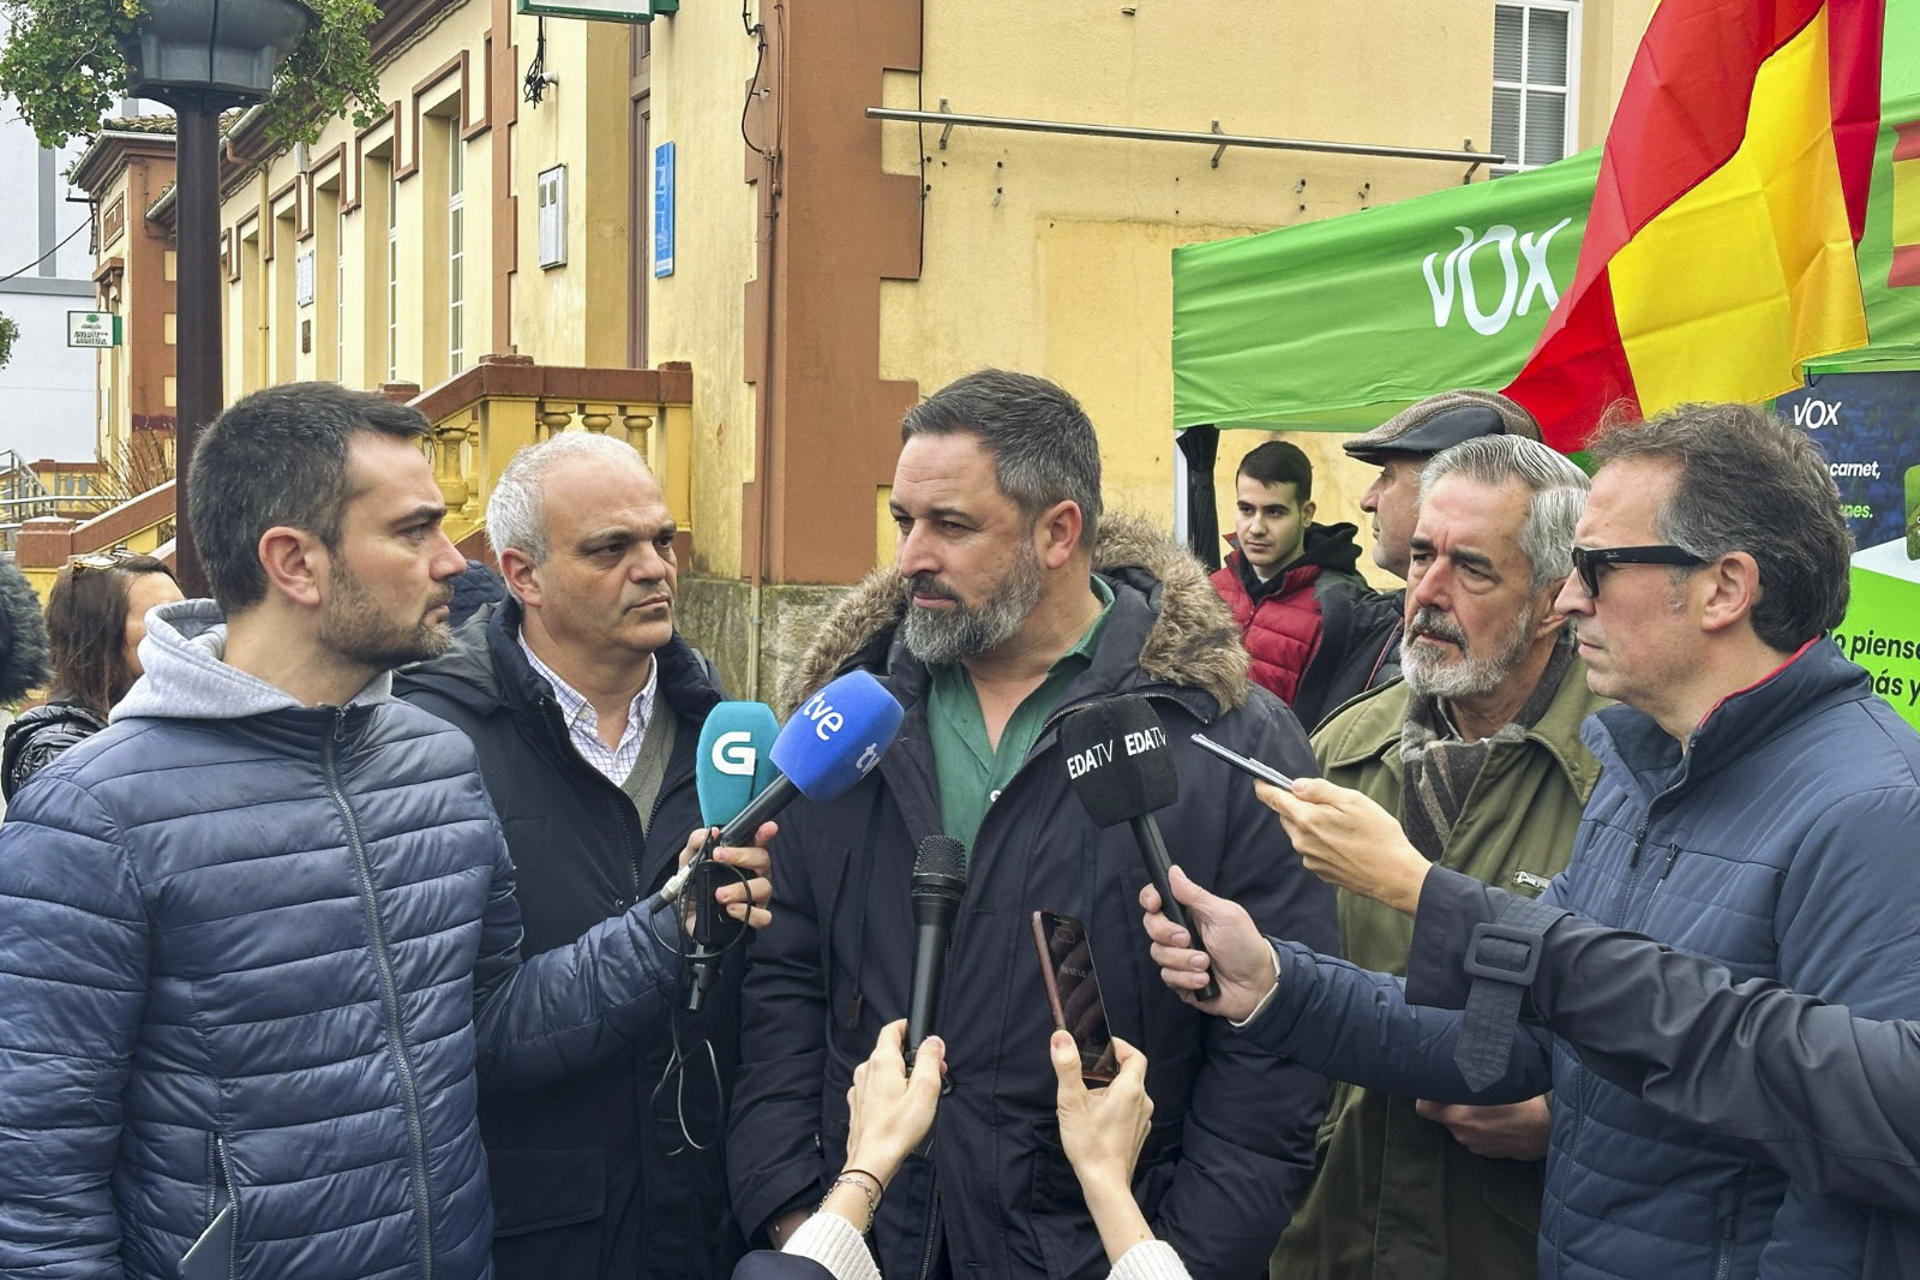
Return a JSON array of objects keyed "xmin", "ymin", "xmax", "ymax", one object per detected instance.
[{"xmin": 1343, "ymin": 390, "xmax": 1542, "ymax": 464}]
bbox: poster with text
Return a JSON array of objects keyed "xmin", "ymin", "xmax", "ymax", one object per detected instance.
[{"xmin": 1776, "ymin": 370, "xmax": 1920, "ymax": 730}]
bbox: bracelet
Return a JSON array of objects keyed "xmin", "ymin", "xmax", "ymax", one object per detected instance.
[{"xmin": 824, "ymin": 1168, "xmax": 884, "ymax": 1227}]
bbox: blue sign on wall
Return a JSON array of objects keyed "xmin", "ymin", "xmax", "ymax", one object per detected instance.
[{"xmin": 653, "ymin": 142, "xmax": 675, "ymax": 279}]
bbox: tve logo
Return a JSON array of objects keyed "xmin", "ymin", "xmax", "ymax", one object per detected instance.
[
  {"xmin": 709, "ymin": 730, "xmax": 758, "ymax": 776},
  {"xmin": 796, "ymin": 689, "xmax": 847, "ymax": 741},
  {"xmin": 1422, "ymin": 218, "xmax": 1572, "ymax": 337}
]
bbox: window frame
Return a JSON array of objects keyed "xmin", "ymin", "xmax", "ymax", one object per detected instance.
[{"xmin": 1491, "ymin": 0, "xmax": 1582, "ymax": 176}]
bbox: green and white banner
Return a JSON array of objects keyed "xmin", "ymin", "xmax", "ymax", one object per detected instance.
[{"xmin": 1171, "ymin": 3, "xmax": 1920, "ymax": 432}]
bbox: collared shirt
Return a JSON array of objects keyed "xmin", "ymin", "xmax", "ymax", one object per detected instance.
[
  {"xmin": 927, "ymin": 576, "xmax": 1114, "ymax": 853},
  {"xmin": 518, "ymin": 631, "xmax": 658, "ymax": 785}
]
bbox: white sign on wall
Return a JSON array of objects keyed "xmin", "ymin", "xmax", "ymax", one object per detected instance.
[{"xmin": 67, "ymin": 311, "xmax": 122, "ymax": 348}]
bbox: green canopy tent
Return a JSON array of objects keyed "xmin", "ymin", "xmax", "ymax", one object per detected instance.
[{"xmin": 1170, "ymin": 8, "xmax": 1920, "ymax": 563}]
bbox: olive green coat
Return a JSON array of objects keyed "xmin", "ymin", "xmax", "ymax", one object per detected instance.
[{"xmin": 1271, "ymin": 658, "xmax": 1606, "ymax": 1280}]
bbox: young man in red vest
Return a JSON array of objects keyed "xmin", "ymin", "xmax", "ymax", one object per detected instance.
[{"xmin": 1211, "ymin": 440, "xmax": 1382, "ymax": 728}]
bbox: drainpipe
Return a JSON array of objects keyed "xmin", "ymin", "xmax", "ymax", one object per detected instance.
[{"xmin": 745, "ymin": 1, "xmax": 784, "ymax": 703}]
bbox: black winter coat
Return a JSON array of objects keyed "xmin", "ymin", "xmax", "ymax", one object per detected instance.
[
  {"xmin": 397, "ymin": 599, "xmax": 741, "ymax": 1280},
  {"xmin": 730, "ymin": 516, "xmax": 1339, "ymax": 1280},
  {"xmin": 1, "ymin": 695, "xmax": 107, "ymax": 801},
  {"xmin": 1408, "ymin": 865, "xmax": 1920, "ymax": 1277}
]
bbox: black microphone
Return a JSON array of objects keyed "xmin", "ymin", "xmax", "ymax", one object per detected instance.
[
  {"xmin": 907, "ymin": 835, "xmax": 967, "ymax": 1060},
  {"xmin": 1060, "ymin": 697, "xmax": 1219, "ymax": 1003}
]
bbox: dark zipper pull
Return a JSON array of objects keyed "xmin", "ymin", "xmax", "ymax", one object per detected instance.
[{"xmin": 332, "ymin": 708, "xmax": 350, "ymax": 744}]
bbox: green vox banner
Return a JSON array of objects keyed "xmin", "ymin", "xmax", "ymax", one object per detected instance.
[
  {"xmin": 1171, "ymin": 149, "xmax": 1597, "ymax": 431},
  {"xmin": 1775, "ymin": 370, "xmax": 1920, "ymax": 731},
  {"xmin": 1175, "ymin": 7, "xmax": 1920, "ymax": 432}
]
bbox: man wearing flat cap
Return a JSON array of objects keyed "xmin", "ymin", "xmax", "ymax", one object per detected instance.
[{"xmin": 1332, "ymin": 390, "xmax": 1544, "ymax": 706}]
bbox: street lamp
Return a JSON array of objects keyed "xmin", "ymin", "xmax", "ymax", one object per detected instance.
[{"xmin": 123, "ymin": 0, "xmax": 314, "ymax": 598}]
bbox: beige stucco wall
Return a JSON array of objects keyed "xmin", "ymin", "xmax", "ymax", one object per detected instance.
[
  {"xmin": 875, "ymin": 0, "xmax": 1657, "ymax": 581},
  {"xmin": 219, "ymin": 0, "xmax": 509, "ymax": 399},
  {"xmin": 644, "ymin": 11, "xmax": 764, "ymax": 580}
]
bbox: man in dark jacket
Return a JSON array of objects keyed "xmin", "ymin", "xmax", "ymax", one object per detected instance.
[
  {"xmin": 1210, "ymin": 439, "xmax": 1382, "ymax": 730},
  {"xmin": 0, "ymin": 383, "xmax": 770, "ymax": 1279},
  {"xmin": 398, "ymin": 431, "xmax": 746, "ymax": 1280},
  {"xmin": 1407, "ymin": 864, "xmax": 1920, "ymax": 1269},
  {"xmin": 1323, "ymin": 390, "xmax": 1545, "ymax": 719},
  {"xmin": 729, "ymin": 370, "xmax": 1338, "ymax": 1280},
  {"xmin": 1144, "ymin": 402, "xmax": 1920, "ymax": 1280}
]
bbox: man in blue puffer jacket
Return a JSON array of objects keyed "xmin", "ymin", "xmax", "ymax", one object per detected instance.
[
  {"xmin": 1141, "ymin": 402, "xmax": 1920, "ymax": 1279},
  {"xmin": 0, "ymin": 383, "xmax": 771, "ymax": 1280}
]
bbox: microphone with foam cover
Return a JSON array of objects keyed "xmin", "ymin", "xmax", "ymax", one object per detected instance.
[
  {"xmin": 696, "ymin": 702, "xmax": 783, "ymax": 829},
  {"xmin": 1060, "ymin": 695, "xmax": 1218, "ymax": 1002},
  {"xmin": 906, "ymin": 835, "xmax": 967, "ymax": 1061},
  {"xmin": 682, "ymin": 672, "xmax": 907, "ymax": 1010}
]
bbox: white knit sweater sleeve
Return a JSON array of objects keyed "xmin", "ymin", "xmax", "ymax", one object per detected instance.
[{"xmin": 784, "ymin": 1212, "xmax": 881, "ymax": 1280}]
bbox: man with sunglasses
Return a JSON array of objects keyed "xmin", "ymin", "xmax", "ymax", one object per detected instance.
[{"xmin": 1144, "ymin": 402, "xmax": 1920, "ymax": 1280}]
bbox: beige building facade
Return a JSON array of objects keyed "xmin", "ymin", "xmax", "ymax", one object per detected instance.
[{"xmin": 83, "ymin": 0, "xmax": 1656, "ymax": 695}]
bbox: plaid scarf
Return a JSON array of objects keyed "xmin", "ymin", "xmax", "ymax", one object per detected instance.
[{"xmin": 1398, "ymin": 632, "xmax": 1574, "ymax": 862}]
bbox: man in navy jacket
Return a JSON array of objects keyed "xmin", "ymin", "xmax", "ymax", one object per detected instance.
[
  {"xmin": 728, "ymin": 370, "xmax": 1337, "ymax": 1280},
  {"xmin": 399, "ymin": 432, "xmax": 751, "ymax": 1280},
  {"xmin": 0, "ymin": 384, "xmax": 770, "ymax": 1279},
  {"xmin": 1143, "ymin": 402, "xmax": 1920, "ymax": 1279}
]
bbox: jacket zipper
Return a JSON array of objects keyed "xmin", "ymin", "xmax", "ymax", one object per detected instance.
[
  {"xmin": 216, "ymin": 1134, "xmax": 241, "ymax": 1279},
  {"xmin": 326, "ymin": 709, "xmax": 435, "ymax": 1279},
  {"xmin": 917, "ymin": 1185, "xmax": 942, "ymax": 1280}
]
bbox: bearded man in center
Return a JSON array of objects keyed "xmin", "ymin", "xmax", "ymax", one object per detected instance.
[{"xmin": 727, "ymin": 369, "xmax": 1339, "ymax": 1280}]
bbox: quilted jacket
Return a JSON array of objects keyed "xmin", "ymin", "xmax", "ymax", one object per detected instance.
[
  {"xmin": 1241, "ymin": 637, "xmax": 1920, "ymax": 1279},
  {"xmin": 0, "ymin": 600, "xmax": 679, "ymax": 1279}
]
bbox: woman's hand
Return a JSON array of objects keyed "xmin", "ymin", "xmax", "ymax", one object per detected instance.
[
  {"xmin": 1052, "ymin": 1032, "xmax": 1156, "ymax": 1265},
  {"xmin": 843, "ymin": 1019, "xmax": 944, "ymax": 1186}
]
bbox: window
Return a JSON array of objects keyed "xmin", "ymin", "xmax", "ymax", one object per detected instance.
[
  {"xmin": 387, "ymin": 159, "xmax": 400, "ymax": 382},
  {"xmin": 448, "ymin": 128, "xmax": 465, "ymax": 374},
  {"xmin": 1491, "ymin": 1, "xmax": 1579, "ymax": 176},
  {"xmin": 337, "ymin": 200, "xmax": 347, "ymax": 380},
  {"xmin": 538, "ymin": 165, "xmax": 567, "ymax": 269}
]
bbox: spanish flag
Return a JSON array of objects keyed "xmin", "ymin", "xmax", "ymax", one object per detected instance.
[{"xmin": 1505, "ymin": 0, "xmax": 1884, "ymax": 450}]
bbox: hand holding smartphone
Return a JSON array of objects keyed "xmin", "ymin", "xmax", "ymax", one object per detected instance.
[
  {"xmin": 1190, "ymin": 732, "xmax": 1295, "ymax": 792},
  {"xmin": 1031, "ymin": 911, "xmax": 1119, "ymax": 1084}
]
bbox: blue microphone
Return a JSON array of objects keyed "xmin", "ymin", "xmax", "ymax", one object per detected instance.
[{"xmin": 711, "ymin": 670, "xmax": 906, "ymax": 849}]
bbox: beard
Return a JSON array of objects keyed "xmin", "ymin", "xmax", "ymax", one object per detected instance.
[
  {"xmin": 899, "ymin": 539, "xmax": 1044, "ymax": 665},
  {"xmin": 1401, "ymin": 603, "xmax": 1535, "ymax": 701},
  {"xmin": 320, "ymin": 557, "xmax": 454, "ymax": 670}
]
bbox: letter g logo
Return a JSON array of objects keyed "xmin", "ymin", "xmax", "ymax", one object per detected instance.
[{"xmin": 712, "ymin": 730, "xmax": 757, "ymax": 776}]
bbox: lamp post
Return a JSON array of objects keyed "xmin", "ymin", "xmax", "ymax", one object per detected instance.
[{"xmin": 123, "ymin": 0, "xmax": 313, "ymax": 597}]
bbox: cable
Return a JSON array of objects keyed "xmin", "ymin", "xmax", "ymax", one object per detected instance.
[{"xmin": 0, "ymin": 219, "xmax": 87, "ymax": 284}]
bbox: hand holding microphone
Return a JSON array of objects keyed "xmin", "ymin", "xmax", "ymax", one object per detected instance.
[
  {"xmin": 1060, "ymin": 696, "xmax": 1218, "ymax": 1003},
  {"xmin": 681, "ymin": 672, "xmax": 906, "ymax": 1011}
]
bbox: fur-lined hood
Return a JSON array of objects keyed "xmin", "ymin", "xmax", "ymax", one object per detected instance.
[{"xmin": 778, "ymin": 512, "xmax": 1250, "ymax": 715}]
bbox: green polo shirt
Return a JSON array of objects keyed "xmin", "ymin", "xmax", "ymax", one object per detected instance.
[{"xmin": 926, "ymin": 576, "xmax": 1114, "ymax": 852}]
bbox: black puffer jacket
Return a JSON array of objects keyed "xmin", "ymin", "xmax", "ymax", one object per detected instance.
[
  {"xmin": 2, "ymin": 695, "xmax": 107, "ymax": 802},
  {"xmin": 397, "ymin": 597, "xmax": 742, "ymax": 1280}
]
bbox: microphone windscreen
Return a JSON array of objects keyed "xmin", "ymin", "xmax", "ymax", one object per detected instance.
[
  {"xmin": 772, "ymin": 670, "xmax": 906, "ymax": 804},
  {"xmin": 912, "ymin": 834, "xmax": 967, "ymax": 884},
  {"xmin": 1059, "ymin": 695, "xmax": 1179, "ymax": 827},
  {"xmin": 696, "ymin": 702, "xmax": 782, "ymax": 826}
]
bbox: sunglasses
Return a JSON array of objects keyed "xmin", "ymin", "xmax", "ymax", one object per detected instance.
[
  {"xmin": 1571, "ymin": 544, "xmax": 1707, "ymax": 599},
  {"xmin": 69, "ymin": 550, "xmax": 137, "ymax": 574}
]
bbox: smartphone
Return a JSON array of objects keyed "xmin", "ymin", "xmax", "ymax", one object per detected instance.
[
  {"xmin": 1031, "ymin": 911, "xmax": 1119, "ymax": 1084},
  {"xmin": 1190, "ymin": 732, "xmax": 1296, "ymax": 792}
]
